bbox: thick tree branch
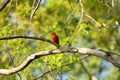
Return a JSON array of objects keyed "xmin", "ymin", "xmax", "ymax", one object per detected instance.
[
  {"xmin": 0, "ymin": 35, "xmax": 60, "ymax": 48},
  {"xmin": 0, "ymin": 47, "xmax": 120, "ymax": 75},
  {"xmin": 0, "ymin": 0, "xmax": 10, "ymax": 12}
]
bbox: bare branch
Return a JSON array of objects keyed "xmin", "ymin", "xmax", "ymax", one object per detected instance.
[
  {"xmin": 0, "ymin": 47, "xmax": 120, "ymax": 75},
  {"xmin": 70, "ymin": 0, "xmax": 84, "ymax": 45},
  {"xmin": 80, "ymin": 61, "xmax": 92, "ymax": 80},
  {"xmin": 7, "ymin": 49, "xmax": 22, "ymax": 80},
  {"xmin": 30, "ymin": 0, "xmax": 42, "ymax": 22},
  {"xmin": 7, "ymin": 0, "xmax": 12, "ymax": 12},
  {"xmin": 0, "ymin": 0, "xmax": 10, "ymax": 12},
  {"xmin": 84, "ymin": 13, "xmax": 101, "ymax": 25},
  {"xmin": 0, "ymin": 35, "xmax": 60, "ymax": 48}
]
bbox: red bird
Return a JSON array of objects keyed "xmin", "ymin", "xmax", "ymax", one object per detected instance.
[{"xmin": 51, "ymin": 33, "xmax": 59, "ymax": 45}]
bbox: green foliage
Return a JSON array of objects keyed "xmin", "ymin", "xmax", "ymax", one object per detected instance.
[{"xmin": 0, "ymin": 0, "xmax": 120, "ymax": 80}]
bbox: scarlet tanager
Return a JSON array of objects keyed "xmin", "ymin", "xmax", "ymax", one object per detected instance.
[{"xmin": 51, "ymin": 33, "xmax": 59, "ymax": 45}]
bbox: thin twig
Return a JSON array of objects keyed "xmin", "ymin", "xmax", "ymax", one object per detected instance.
[
  {"xmin": 31, "ymin": 0, "xmax": 37, "ymax": 14},
  {"xmin": 112, "ymin": 0, "xmax": 114, "ymax": 7},
  {"xmin": 48, "ymin": 66, "xmax": 56, "ymax": 80},
  {"xmin": 6, "ymin": 46, "xmax": 22, "ymax": 80},
  {"xmin": 66, "ymin": 2, "xmax": 79, "ymax": 21},
  {"xmin": 57, "ymin": 71, "xmax": 63, "ymax": 80},
  {"xmin": 7, "ymin": 0, "xmax": 12, "ymax": 12},
  {"xmin": 75, "ymin": 0, "xmax": 84, "ymax": 29},
  {"xmin": 0, "ymin": 0, "xmax": 10, "ymax": 12},
  {"xmin": 69, "ymin": 0, "xmax": 84, "ymax": 45},
  {"xmin": 33, "ymin": 55, "xmax": 89, "ymax": 80},
  {"xmin": 84, "ymin": 13, "xmax": 100, "ymax": 25},
  {"xmin": 30, "ymin": 0, "xmax": 42, "ymax": 22},
  {"xmin": 37, "ymin": 61, "xmax": 48, "ymax": 80},
  {"xmin": 80, "ymin": 61, "xmax": 92, "ymax": 80}
]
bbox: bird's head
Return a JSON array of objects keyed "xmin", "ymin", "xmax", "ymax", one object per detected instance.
[{"xmin": 51, "ymin": 33, "xmax": 57, "ymax": 36}]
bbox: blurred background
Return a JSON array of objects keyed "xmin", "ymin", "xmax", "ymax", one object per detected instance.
[{"xmin": 0, "ymin": 0, "xmax": 120, "ymax": 80}]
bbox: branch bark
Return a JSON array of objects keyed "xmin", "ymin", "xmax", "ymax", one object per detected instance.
[{"xmin": 0, "ymin": 47, "xmax": 120, "ymax": 75}]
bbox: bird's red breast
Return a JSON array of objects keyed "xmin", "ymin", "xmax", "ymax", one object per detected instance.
[{"xmin": 51, "ymin": 33, "xmax": 59, "ymax": 45}]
